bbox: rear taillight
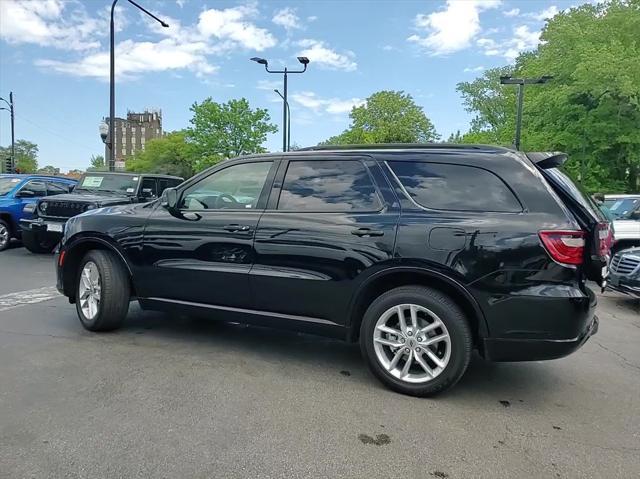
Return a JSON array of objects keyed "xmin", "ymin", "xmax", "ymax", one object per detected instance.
[
  {"xmin": 539, "ymin": 230, "xmax": 585, "ymax": 266},
  {"xmin": 597, "ymin": 222, "xmax": 613, "ymax": 258}
]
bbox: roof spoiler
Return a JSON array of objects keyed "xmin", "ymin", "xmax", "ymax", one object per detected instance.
[{"xmin": 525, "ymin": 151, "xmax": 568, "ymax": 169}]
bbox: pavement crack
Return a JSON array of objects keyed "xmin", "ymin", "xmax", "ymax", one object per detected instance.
[{"xmin": 594, "ymin": 341, "xmax": 640, "ymax": 372}]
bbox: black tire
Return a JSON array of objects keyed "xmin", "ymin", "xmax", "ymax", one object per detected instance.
[
  {"xmin": 0, "ymin": 219, "xmax": 10, "ymax": 252},
  {"xmin": 22, "ymin": 229, "xmax": 57, "ymax": 254},
  {"xmin": 360, "ymin": 286, "xmax": 473, "ymax": 397},
  {"xmin": 75, "ymin": 250, "xmax": 130, "ymax": 332}
]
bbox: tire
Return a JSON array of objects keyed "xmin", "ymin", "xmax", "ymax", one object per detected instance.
[
  {"xmin": 0, "ymin": 219, "xmax": 10, "ymax": 252},
  {"xmin": 22, "ymin": 229, "xmax": 57, "ymax": 254},
  {"xmin": 75, "ymin": 250, "xmax": 130, "ymax": 332},
  {"xmin": 360, "ymin": 286, "xmax": 472, "ymax": 397}
]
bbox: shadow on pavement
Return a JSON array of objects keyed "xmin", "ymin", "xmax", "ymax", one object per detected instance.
[{"xmin": 110, "ymin": 306, "xmax": 561, "ymax": 400}]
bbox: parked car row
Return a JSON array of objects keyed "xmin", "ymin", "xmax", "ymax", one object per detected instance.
[{"xmin": 0, "ymin": 172, "xmax": 183, "ymax": 253}]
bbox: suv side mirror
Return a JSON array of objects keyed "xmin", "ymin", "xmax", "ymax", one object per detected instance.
[
  {"xmin": 16, "ymin": 190, "xmax": 34, "ymax": 198},
  {"xmin": 161, "ymin": 188, "xmax": 178, "ymax": 210}
]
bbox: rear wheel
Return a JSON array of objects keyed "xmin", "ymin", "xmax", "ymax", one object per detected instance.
[
  {"xmin": 22, "ymin": 230, "xmax": 57, "ymax": 254},
  {"xmin": 75, "ymin": 250, "xmax": 130, "ymax": 331},
  {"xmin": 360, "ymin": 286, "xmax": 472, "ymax": 397},
  {"xmin": 0, "ymin": 219, "xmax": 10, "ymax": 251}
]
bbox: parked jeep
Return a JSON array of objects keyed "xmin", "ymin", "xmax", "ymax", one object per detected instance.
[
  {"xmin": 55, "ymin": 145, "xmax": 609, "ymax": 396},
  {"xmin": 0, "ymin": 174, "xmax": 77, "ymax": 252},
  {"xmin": 20, "ymin": 172, "xmax": 182, "ymax": 253}
]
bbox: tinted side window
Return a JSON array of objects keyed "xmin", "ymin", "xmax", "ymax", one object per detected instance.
[
  {"xmin": 389, "ymin": 161, "xmax": 521, "ymax": 212},
  {"xmin": 141, "ymin": 178, "xmax": 158, "ymax": 198},
  {"xmin": 157, "ymin": 179, "xmax": 169, "ymax": 194},
  {"xmin": 20, "ymin": 180, "xmax": 47, "ymax": 197},
  {"xmin": 47, "ymin": 181, "xmax": 70, "ymax": 195},
  {"xmin": 278, "ymin": 160, "xmax": 381, "ymax": 212}
]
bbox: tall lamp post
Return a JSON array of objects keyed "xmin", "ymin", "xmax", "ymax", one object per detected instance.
[
  {"xmin": 274, "ymin": 89, "xmax": 290, "ymax": 151},
  {"xmin": 500, "ymin": 75, "xmax": 553, "ymax": 151},
  {"xmin": 0, "ymin": 92, "xmax": 15, "ymax": 173},
  {"xmin": 108, "ymin": 0, "xmax": 168, "ymax": 171},
  {"xmin": 251, "ymin": 56, "xmax": 309, "ymax": 152}
]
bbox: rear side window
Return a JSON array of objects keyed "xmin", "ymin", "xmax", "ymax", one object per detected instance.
[
  {"xmin": 47, "ymin": 181, "xmax": 70, "ymax": 195},
  {"xmin": 278, "ymin": 160, "xmax": 381, "ymax": 212},
  {"xmin": 389, "ymin": 161, "xmax": 521, "ymax": 212}
]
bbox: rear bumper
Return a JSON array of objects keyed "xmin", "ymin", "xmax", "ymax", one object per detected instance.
[{"xmin": 482, "ymin": 314, "xmax": 598, "ymax": 361}]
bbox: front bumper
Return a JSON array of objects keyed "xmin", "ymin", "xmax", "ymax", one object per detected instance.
[
  {"xmin": 607, "ymin": 273, "xmax": 640, "ymax": 298},
  {"xmin": 20, "ymin": 218, "xmax": 65, "ymax": 241}
]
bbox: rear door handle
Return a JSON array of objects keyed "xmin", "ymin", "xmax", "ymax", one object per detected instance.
[
  {"xmin": 351, "ymin": 228, "xmax": 384, "ymax": 237},
  {"xmin": 223, "ymin": 224, "xmax": 251, "ymax": 232}
]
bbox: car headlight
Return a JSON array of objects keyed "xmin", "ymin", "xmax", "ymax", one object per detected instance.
[
  {"xmin": 23, "ymin": 203, "xmax": 36, "ymax": 214},
  {"xmin": 39, "ymin": 201, "xmax": 48, "ymax": 214}
]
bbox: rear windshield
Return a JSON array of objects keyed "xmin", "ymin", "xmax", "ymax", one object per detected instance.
[{"xmin": 544, "ymin": 168, "xmax": 605, "ymax": 221}]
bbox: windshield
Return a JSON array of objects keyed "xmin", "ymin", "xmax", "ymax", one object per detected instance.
[
  {"xmin": 606, "ymin": 198, "xmax": 640, "ymax": 219},
  {"xmin": 75, "ymin": 174, "xmax": 140, "ymax": 195},
  {"xmin": 0, "ymin": 177, "xmax": 22, "ymax": 196}
]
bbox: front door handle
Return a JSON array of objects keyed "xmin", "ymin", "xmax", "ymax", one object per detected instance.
[
  {"xmin": 351, "ymin": 228, "xmax": 384, "ymax": 237},
  {"xmin": 223, "ymin": 224, "xmax": 251, "ymax": 232}
]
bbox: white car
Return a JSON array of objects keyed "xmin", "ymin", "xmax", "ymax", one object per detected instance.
[{"xmin": 604, "ymin": 194, "xmax": 640, "ymax": 253}]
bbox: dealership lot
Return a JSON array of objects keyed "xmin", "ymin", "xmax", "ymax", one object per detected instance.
[{"xmin": 1, "ymin": 246, "xmax": 639, "ymax": 478}]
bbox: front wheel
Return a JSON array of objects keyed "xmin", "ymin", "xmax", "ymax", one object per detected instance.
[
  {"xmin": 360, "ymin": 286, "xmax": 472, "ymax": 397},
  {"xmin": 22, "ymin": 229, "xmax": 57, "ymax": 254},
  {"xmin": 75, "ymin": 250, "xmax": 130, "ymax": 331},
  {"xmin": 0, "ymin": 219, "xmax": 10, "ymax": 251}
]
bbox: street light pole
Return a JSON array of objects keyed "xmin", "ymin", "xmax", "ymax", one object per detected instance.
[
  {"xmin": 500, "ymin": 75, "xmax": 553, "ymax": 151},
  {"xmin": 274, "ymin": 89, "xmax": 290, "ymax": 151},
  {"xmin": 0, "ymin": 92, "xmax": 15, "ymax": 173},
  {"xmin": 251, "ymin": 56, "xmax": 309, "ymax": 152},
  {"xmin": 109, "ymin": 0, "xmax": 168, "ymax": 171}
]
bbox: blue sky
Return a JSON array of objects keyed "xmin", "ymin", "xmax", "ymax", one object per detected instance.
[{"xmin": 0, "ymin": 0, "xmax": 584, "ymax": 172}]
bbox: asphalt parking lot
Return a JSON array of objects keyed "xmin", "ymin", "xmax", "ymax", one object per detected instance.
[{"xmin": 1, "ymin": 245, "xmax": 639, "ymax": 479}]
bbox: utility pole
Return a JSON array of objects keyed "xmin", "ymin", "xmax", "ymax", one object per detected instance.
[
  {"xmin": 0, "ymin": 92, "xmax": 15, "ymax": 173},
  {"xmin": 108, "ymin": 0, "xmax": 168, "ymax": 171},
  {"xmin": 274, "ymin": 89, "xmax": 291, "ymax": 151},
  {"xmin": 500, "ymin": 75, "xmax": 553, "ymax": 151}
]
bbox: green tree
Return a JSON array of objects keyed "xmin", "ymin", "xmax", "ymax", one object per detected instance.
[
  {"xmin": 324, "ymin": 91, "xmax": 439, "ymax": 145},
  {"xmin": 37, "ymin": 165, "xmax": 60, "ymax": 175},
  {"xmin": 0, "ymin": 140, "xmax": 39, "ymax": 173},
  {"xmin": 186, "ymin": 98, "xmax": 277, "ymax": 171},
  {"xmin": 456, "ymin": 0, "xmax": 640, "ymax": 192},
  {"xmin": 127, "ymin": 131, "xmax": 196, "ymax": 178}
]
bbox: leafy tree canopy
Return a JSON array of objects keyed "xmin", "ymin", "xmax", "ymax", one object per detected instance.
[{"xmin": 0, "ymin": 140, "xmax": 39, "ymax": 173}]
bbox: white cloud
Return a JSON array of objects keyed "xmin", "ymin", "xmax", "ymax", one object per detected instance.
[
  {"xmin": 272, "ymin": 7, "xmax": 301, "ymax": 30},
  {"xmin": 464, "ymin": 65, "xmax": 485, "ymax": 72},
  {"xmin": 176, "ymin": 0, "xmax": 187, "ymax": 8},
  {"xmin": 256, "ymin": 79, "xmax": 281, "ymax": 91},
  {"xmin": 37, "ymin": 38, "xmax": 216, "ymax": 81},
  {"xmin": 530, "ymin": 5, "xmax": 559, "ymax": 21},
  {"xmin": 292, "ymin": 91, "xmax": 364, "ymax": 114},
  {"xmin": 198, "ymin": 5, "xmax": 276, "ymax": 51},
  {"xmin": 477, "ymin": 24, "xmax": 540, "ymax": 61},
  {"xmin": 0, "ymin": 0, "xmax": 100, "ymax": 51},
  {"xmin": 503, "ymin": 8, "xmax": 520, "ymax": 17},
  {"xmin": 407, "ymin": 0, "xmax": 501, "ymax": 55},
  {"xmin": 297, "ymin": 39, "xmax": 357, "ymax": 71},
  {"xmin": 307, "ymin": 15, "xmax": 318, "ymax": 22},
  {"xmin": 382, "ymin": 45, "xmax": 395, "ymax": 51}
]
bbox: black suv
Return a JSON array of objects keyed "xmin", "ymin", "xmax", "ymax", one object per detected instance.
[
  {"xmin": 21, "ymin": 172, "xmax": 182, "ymax": 253},
  {"xmin": 55, "ymin": 145, "xmax": 609, "ymax": 396}
]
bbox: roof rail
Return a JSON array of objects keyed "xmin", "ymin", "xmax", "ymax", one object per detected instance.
[{"xmin": 296, "ymin": 143, "xmax": 508, "ymax": 152}]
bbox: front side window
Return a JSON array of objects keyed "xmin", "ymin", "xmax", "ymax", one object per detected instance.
[
  {"xmin": 389, "ymin": 161, "xmax": 521, "ymax": 213},
  {"xmin": 277, "ymin": 160, "xmax": 381, "ymax": 212},
  {"xmin": 76, "ymin": 174, "xmax": 140, "ymax": 195},
  {"xmin": 180, "ymin": 162, "xmax": 272, "ymax": 210},
  {"xmin": 140, "ymin": 178, "xmax": 158, "ymax": 198},
  {"xmin": 20, "ymin": 180, "xmax": 47, "ymax": 197},
  {"xmin": 47, "ymin": 181, "xmax": 70, "ymax": 195}
]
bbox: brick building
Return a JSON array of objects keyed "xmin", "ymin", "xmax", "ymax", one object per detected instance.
[{"xmin": 105, "ymin": 110, "xmax": 163, "ymax": 166}]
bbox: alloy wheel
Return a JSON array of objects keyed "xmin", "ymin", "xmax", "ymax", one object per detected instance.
[
  {"xmin": 373, "ymin": 303, "xmax": 451, "ymax": 384},
  {"xmin": 78, "ymin": 261, "xmax": 101, "ymax": 320},
  {"xmin": 0, "ymin": 224, "xmax": 8, "ymax": 249}
]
